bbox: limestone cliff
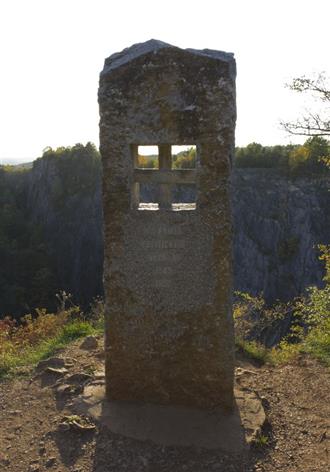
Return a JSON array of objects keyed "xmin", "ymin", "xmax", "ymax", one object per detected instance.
[
  {"xmin": 25, "ymin": 153, "xmax": 103, "ymax": 308},
  {"xmin": 25, "ymin": 159, "xmax": 329, "ymax": 306},
  {"xmin": 232, "ymin": 169, "xmax": 329, "ymax": 301}
]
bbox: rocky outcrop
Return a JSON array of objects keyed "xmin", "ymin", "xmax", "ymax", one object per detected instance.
[
  {"xmin": 26, "ymin": 153, "xmax": 103, "ymax": 308},
  {"xmin": 232, "ymin": 169, "xmax": 329, "ymax": 301}
]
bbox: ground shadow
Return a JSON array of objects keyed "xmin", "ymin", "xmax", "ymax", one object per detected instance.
[
  {"xmin": 82, "ymin": 392, "xmax": 261, "ymax": 472},
  {"xmin": 52, "ymin": 428, "xmax": 95, "ymax": 468},
  {"xmin": 91, "ymin": 425, "xmax": 253, "ymax": 472}
]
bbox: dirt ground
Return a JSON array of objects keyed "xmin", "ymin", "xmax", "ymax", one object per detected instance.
[{"xmin": 0, "ymin": 336, "xmax": 329, "ymax": 472}]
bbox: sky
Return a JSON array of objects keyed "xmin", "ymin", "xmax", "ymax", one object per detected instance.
[{"xmin": 0, "ymin": 0, "xmax": 329, "ymax": 164}]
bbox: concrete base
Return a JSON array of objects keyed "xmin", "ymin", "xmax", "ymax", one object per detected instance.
[{"xmin": 72, "ymin": 385, "xmax": 265, "ymax": 452}]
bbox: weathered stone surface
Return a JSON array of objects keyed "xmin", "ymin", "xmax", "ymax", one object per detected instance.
[
  {"xmin": 72, "ymin": 384, "xmax": 265, "ymax": 451},
  {"xmin": 36, "ymin": 357, "xmax": 66, "ymax": 370},
  {"xmin": 79, "ymin": 336, "xmax": 98, "ymax": 350},
  {"xmin": 99, "ymin": 40, "xmax": 236, "ymax": 409},
  {"xmin": 36, "ymin": 357, "xmax": 75, "ymax": 371},
  {"xmin": 44, "ymin": 367, "xmax": 68, "ymax": 376}
]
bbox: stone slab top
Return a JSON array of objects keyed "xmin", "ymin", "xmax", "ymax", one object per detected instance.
[
  {"xmin": 72, "ymin": 384, "xmax": 265, "ymax": 451},
  {"xmin": 101, "ymin": 39, "xmax": 235, "ymax": 76}
]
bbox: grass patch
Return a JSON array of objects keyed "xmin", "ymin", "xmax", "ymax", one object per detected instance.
[
  {"xmin": 236, "ymin": 339, "xmax": 270, "ymax": 364},
  {"xmin": 237, "ymin": 329, "xmax": 330, "ymax": 367},
  {"xmin": 252, "ymin": 434, "xmax": 269, "ymax": 448},
  {"xmin": 0, "ymin": 311, "xmax": 101, "ymax": 380},
  {"xmin": 303, "ymin": 320, "xmax": 330, "ymax": 366}
]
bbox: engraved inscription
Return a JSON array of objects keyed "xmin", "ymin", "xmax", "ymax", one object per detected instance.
[
  {"xmin": 135, "ymin": 223, "xmax": 188, "ymax": 289},
  {"xmin": 142, "ymin": 235, "xmax": 185, "ymax": 288},
  {"xmin": 141, "ymin": 240, "xmax": 185, "ymax": 250},
  {"xmin": 123, "ymin": 216, "xmax": 214, "ymax": 310},
  {"xmin": 147, "ymin": 254, "xmax": 181, "ymax": 263},
  {"xmin": 142, "ymin": 226, "xmax": 183, "ymax": 236}
]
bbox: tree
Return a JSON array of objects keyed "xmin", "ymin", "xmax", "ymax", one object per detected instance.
[
  {"xmin": 281, "ymin": 73, "xmax": 330, "ymax": 137},
  {"xmin": 288, "ymin": 136, "xmax": 329, "ymax": 173}
]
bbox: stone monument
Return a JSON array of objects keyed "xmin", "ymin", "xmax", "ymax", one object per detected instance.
[{"xmin": 99, "ymin": 39, "xmax": 236, "ymax": 410}]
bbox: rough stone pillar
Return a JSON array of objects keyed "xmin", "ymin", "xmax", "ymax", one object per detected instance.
[{"xmin": 99, "ymin": 39, "xmax": 236, "ymax": 410}]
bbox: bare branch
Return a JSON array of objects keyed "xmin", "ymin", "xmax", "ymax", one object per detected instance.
[
  {"xmin": 287, "ymin": 73, "xmax": 330, "ymax": 102},
  {"xmin": 282, "ymin": 73, "xmax": 330, "ymax": 137}
]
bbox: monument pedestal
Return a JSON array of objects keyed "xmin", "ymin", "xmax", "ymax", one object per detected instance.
[{"xmin": 73, "ymin": 384, "xmax": 265, "ymax": 452}]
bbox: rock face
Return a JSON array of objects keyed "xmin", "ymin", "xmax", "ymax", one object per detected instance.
[
  {"xmin": 99, "ymin": 40, "xmax": 237, "ymax": 409},
  {"xmin": 232, "ymin": 170, "xmax": 330, "ymax": 301},
  {"xmin": 25, "ymin": 150, "xmax": 103, "ymax": 309},
  {"xmin": 16, "ymin": 157, "xmax": 328, "ymax": 315}
]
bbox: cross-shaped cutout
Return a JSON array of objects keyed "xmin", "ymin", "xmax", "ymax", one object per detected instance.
[{"xmin": 131, "ymin": 144, "xmax": 197, "ymax": 210}]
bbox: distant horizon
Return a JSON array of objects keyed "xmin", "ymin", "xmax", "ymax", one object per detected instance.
[{"xmin": 0, "ymin": 137, "xmax": 307, "ymax": 166}]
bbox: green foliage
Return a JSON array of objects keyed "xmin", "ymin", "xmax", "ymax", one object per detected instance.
[
  {"xmin": 58, "ymin": 320, "xmax": 95, "ymax": 343},
  {"xmin": 236, "ymin": 339, "xmax": 270, "ymax": 363},
  {"xmin": 135, "ymin": 139, "xmax": 330, "ymax": 172},
  {"xmin": 172, "ymin": 147, "xmax": 196, "ymax": 169},
  {"xmin": 252, "ymin": 434, "xmax": 269, "ymax": 448},
  {"xmin": 235, "ymin": 245, "xmax": 330, "ymax": 366},
  {"xmin": 233, "ymin": 291, "xmax": 288, "ymax": 347},
  {"xmin": 235, "ymin": 142, "xmax": 295, "ymax": 169},
  {"xmin": 136, "ymin": 146, "xmax": 197, "ymax": 169},
  {"xmin": 0, "ymin": 301, "xmax": 100, "ymax": 379},
  {"xmin": 87, "ymin": 296, "xmax": 105, "ymax": 332},
  {"xmin": 234, "ymin": 138, "xmax": 329, "ymax": 173},
  {"xmin": 38, "ymin": 142, "xmax": 101, "ymax": 209},
  {"xmin": 288, "ymin": 136, "xmax": 330, "ymax": 174},
  {"xmin": 137, "ymin": 154, "xmax": 158, "ymax": 168},
  {"xmin": 290, "ymin": 247, "xmax": 330, "ymax": 365}
]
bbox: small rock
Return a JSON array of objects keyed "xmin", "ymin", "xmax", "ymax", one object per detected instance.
[
  {"xmin": 63, "ymin": 358, "xmax": 77, "ymax": 368},
  {"xmin": 55, "ymin": 384, "xmax": 81, "ymax": 395},
  {"xmin": 95, "ymin": 350, "xmax": 105, "ymax": 359},
  {"xmin": 58, "ymin": 422, "xmax": 71, "ymax": 432},
  {"xmin": 45, "ymin": 457, "xmax": 56, "ymax": 468},
  {"xmin": 36, "ymin": 357, "xmax": 76, "ymax": 371},
  {"xmin": 36, "ymin": 357, "xmax": 65, "ymax": 370},
  {"xmin": 93, "ymin": 370, "xmax": 105, "ymax": 379},
  {"xmin": 235, "ymin": 367, "xmax": 258, "ymax": 376},
  {"xmin": 0, "ymin": 455, "xmax": 10, "ymax": 466},
  {"xmin": 66, "ymin": 373, "xmax": 93, "ymax": 384},
  {"xmin": 80, "ymin": 336, "xmax": 98, "ymax": 350},
  {"xmin": 28, "ymin": 465, "xmax": 40, "ymax": 472},
  {"xmin": 261, "ymin": 396, "xmax": 270, "ymax": 409},
  {"xmin": 319, "ymin": 430, "xmax": 327, "ymax": 442},
  {"xmin": 8, "ymin": 409, "xmax": 22, "ymax": 415},
  {"xmin": 44, "ymin": 367, "xmax": 68, "ymax": 376},
  {"xmin": 89, "ymin": 379, "xmax": 105, "ymax": 386}
]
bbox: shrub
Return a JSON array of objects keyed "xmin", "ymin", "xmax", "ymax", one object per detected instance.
[
  {"xmin": 234, "ymin": 245, "xmax": 330, "ymax": 366},
  {"xmin": 269, "ymin": 245, "xmax": 330, "ymax": 365},
  {"xmin": 0, "ymin": 303, "xmax": 97, "ymax": 378}
]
